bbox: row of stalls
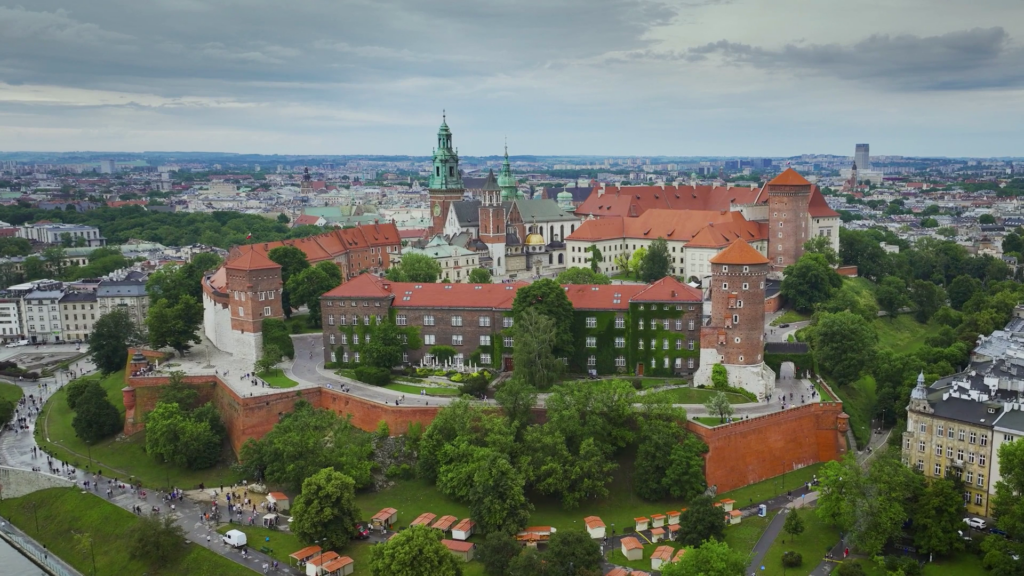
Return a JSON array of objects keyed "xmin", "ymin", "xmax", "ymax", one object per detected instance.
[{"xmin": 289, "ymin": 546, "xmax": 354, "ymax": 576}]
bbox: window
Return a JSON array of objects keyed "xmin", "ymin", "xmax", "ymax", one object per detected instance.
[
  {"xmin": 340, "ymin": 333, "xmax": 347, "ymax": 345},
  {"xmin": 920, "ymin": 423, "xmax": 927, "ymax": 433},
  {"xmin": 376, "ymin": 314, "xmax": 382, "ymax": 324},
  {"xmin": 354, "ymin": 352, "xmax": 360, "ymax": 363},
  {"xmin": 688, "ymin": 319, "xmax": 695, "ymax": 331},
  {"xmin": 675, "ymin": 320, "xmax": 682, "ymax": 330},
  {"xmin": 935, "ymin": 444, "xmax": 942, "ymax": 457},
  {"xmin": 586, "ymin": 317, "xmax": 597, "ymax": 328},
  {"xmin": 676, "ymin": 339, "xmax": 683, "ymax": 350},
  {"xmin": 687, "ymin": 357, "xmax": 694, "ymax": 369},
  {"xmin": 917, "ymin": 459, "xmax": 924, "ymax": 471},
  {"xmin": 328, "ymin": 315, "xmax": 335, "ymax": 326},
  {"xmin": 947, "ymin": 446, "xmax": 953, "ymax": 458},
  {"xmin": 650, "ymin": 319, "xmax": 657, "ymax": 330},
  {"xmin": 615, "ymin": 356, "xmax": 626, "ymax": 367},
  {"xmin": 480, "ymin": 335, "xmax": 491, "ymax": 346},
  {"xmin": 263, "ymin": 306, "xmax": 271, "ymax": 316},
  {"xmin": 352, "ymin": 333, "xmax": 360, "ymax": 345},
  {"xmin": 587, "ymin": 355, "xmax": 596, "ymax": 366},
  {"xmin": 905, "ymin": 438, "xmax": 911, "ymax": 450},
  {"xmin": 959, "ymin": 429, "xmax": 966, "ymax": 441},
  {"xmin": 733, "ymin": 314, "xmax": 740, "ymax": 324},
  {"xmin": 918, "ymin": 441, "xmax": 925, "ymax": 452},
  {"xmin": 339, "ymin": 315, "xmax": 347, "ymax": 326},
  {"xmin": 480, "ymin": 354, "xmax": 492, "ymax": 365},
  {"xmin": 342, "ymin": 352, "xmax": 348, "ymax": 363},
  {"xmin": 978, "ymin": 473, "xmax": 985, "ymax": 487},
  {"xmin": 722, "ymin": 283, "xmax": 728, "ymax": 290},
  {"xmin": 586, "ymin": 337, "xmax": 596, "ymax": 348},
  {"xmin": 479, "ymin": 316, "xmax": 491, "ymax": 327},
  {"xmin": 1005, "ymin": 434, "xmax": 1016, "ymax": 442},
  {"xmin": 503, "ymin": 317, "xmax": 513, "ymax": 328},
  {"xmin": 615, "ymin": 316, "xmax": 625, "ymax": 329},
  {"xmin": 269, "ymin": 291, "xmax": 274, "ymax": 300},
  {"xmin": 934, "ymin": 463, "xmax": 941, "ymax": 476},
  {"xmin": 966, "ymin": 470, "xmax": 974, "ymax": 484},
  {"xmin": 638, "ymin": 320, "xmax": 644, "ymax": 330},
  {"xmin": 363, "ymin": 315, "xmax": 370, "ymax": 325},
  {"xmin": 663, "ymin": 357, "xmax": 669, "ymax": 369},
  {"xmin": 238, "ymin": 306, "xmax": 244, "ymax": 316},
  {"xmin": 615, "ymin": 337, "xmax": 625, "ymax": 348},
  {"xmin": 970, "ymin": 432, "xmax": 977, "ymax": 444},
  {"xmin": 957, "ymin": 448, "xmax": 964, "ymax": 461},
  {"xmin": 424, "ymin": 315, "xmax": 435, "ymax": 326},
  {"xmin": 259, "ymin": 292, "xmax": 266, "ymax": 301},
  {"xmin": 742, "ymin": 283, "xmax": 749, "ymax": 290},
  {"xmin": 948, "ymin": 427, "xmax": 954, "ymax": 439},
  {"xmin": 395, "ymin": 314, "xmax": 407, "ymax": 326},
  {"xmin": 937, "ymin": 425, "xmax": 944, "ymax": 437},
  {"xmin": 981, "ymin": 434, "xmax": 988, "ymax": 446},
  {"xmin": 980, "ymin": 453, "xmax": 986, "ymax": 467},
  {"xmin": 423, "ymin": 334, "xmax": 435, "ymax": 345},
  {"xmin": 651, "ymin": 339, "xmax": 656, "ymax": 349},
  {"xmin": 638, "ymin": 340, "xmax": 644, "ymax": 350},
  {"xmin": 504, "ymin": 336, "xmax": 514, "ymax": 347},
  {"xmin": 976, "ymin": 493, "xmax": 984, "ymax": 505},
  {"xmin": 968, "ymin": 451, "xmax": 975, "ymax": 464},
  {"xmin": 450, "ymin": 315, "xmax": 462, "ymax": 327},
  {"xmin": 662, "ymin": 339, "xmax": 669, "ymax": 350},
  {"xmin": 452, "ymin": 335, "xmax": 463, "ymax": 346},
  {"xmin": 329, "ymin": 333, "xmax": 335, "ymax": 345},
  {"xmin": 663, "ymin": 319, "xmax": 670, "ymax": 330}
]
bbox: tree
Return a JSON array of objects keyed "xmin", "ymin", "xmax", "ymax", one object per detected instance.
[
  {"xmin": 661, "ymin": 539, "xmax": 746, "ymax": 576},
  {"xmin": 254, "ymin": 344, "xmax": 282, "ymax": 375},
  {"xmin": 876, "ymin": 275, "xmax": 909, "ymax": 319},
  {"xmin": 948, "ymin": 275, "xmax": 982, "ymax": 310},
  {"xmin": 268, "ymin": 245, "xmax": 310, "ymax": 317},
  {"xmin": 634, "ymin": 406, "xmax": 707, "ymax": 501},
  {"xmin": 993, "ymin": 437, "xmax": 1024, "ymax": 547},
  {"xmin": 586, "ymin": 245, "xmax": 602, "ymax": 273},
  {"xmin": 291, "ymin": 468, "xmax": 361, "ymax": 551},
  {"xmin": 315, "ymin": 260, "xmax": 342, "ymax": 287},
  {"xmin": 921, "ymin": 217, "xmax": 940, "ymax": 228},
  {"xmin": 980, "ymin": 214, "xmax": 997, "ymax": 224},
  {"xmin": 703, "ymin": 392, "xmax": 734, "ymax": 423},
  {"xmin": 261, "ymin": 318, "xmax": 295, "ymax": 359},
  {"xmin": 524, "ymin": 428, "xmax": 617, "ymax": 509},
  {"xmin": 159, "ymin": 371, "xmax": 199, "ymax": 410},
  {"xmin": 478, "ymin": 532, "xmax": 520, "ymax": 576},
  {"xmin": 429, "ymin": 345, "xmax": 457, "ymax": 365},
  {"xmin": 368, "ymin": 524, "xmax": 463, "ymax": 576},
  {"xmin": 147, "ymin": 295, "xmax": 203, "ymax": 356},
  {"xmin": 495, "ymin": 377, "xmax": 537, "ymax": 440},
  {"xmin": 238, "ymin": 401, "xmax": 373, "ymax": 492},
  {"xmin": 468, "ymin": 451, "xmax": 532, "ymax": 534},
  {"xmin": 677, "ymin": 496, "xmax": 725, "ymax": 547},
  {"xmin": 629, "ymin": 247, "xmax": 647, "ymax": 279},
  {"xmin": 783, "ymin": 510, "xmax": 805, "ymax": 542},
  {"xmin": 803, "ymin": 236, "xmax": 838, "ymax": 265},
  {"xmin": 511, "ymin": 278, "xmax": 575, "ymax": 360},
  {"xmin": 277, "ymin": 212, "xmax": 290, "ymax": 224},
  {"xmin": 145, "ymin": 401, "xmax": 224, "ymax": 470},
  {"xmin": 23, "ymin": 256, "xmax": 47, "ymax": 281},
  {"xmin": 912, "ymin": 477, "xmax": 965, "ymax": 557},
  {"xmin": 507, "ymin": 548, "xmax": 545, "ymax": 576},
  {"xmin": 614, "ymin": 252, "xmax": 633, "ymax": 278},
  {"xmin": 512, "ymin": 308, "xmax": 563, "ymax": 390},
  {"xmin": 544, "ymin": 530, "xmax": 602, "ymax": 575},
  {"xmin": 468, "ymin": 268, "xmax": 492, "ymax": 283},
  {"xmin": 639, "ymin": 237, "xmax": 671, "ymax": 282},
  {"xmin": 556, "ymin": 267, "xmax": 610, "ymax": 285},
  {"xmin": 71, "ymin": 386, "xmax": 122, "ymax": 443},
  {"xmin": 127, "ymin": 515, "xmax": 185, "ymax": 568},
  {"xmin": 910, "ymin": 280, "xmax": 946, "ymax": 323},
  {"xmin": 781, "ymin": 253, "xmax": 843, "ymax": 312},
  {"xmin": 387, "ymin": 253, "xmax": 442, "ymax": 283},
  {"xmin": 711, "ymin": 364, "xmax": 728, "ymax": 389},
  {"xmin": 286, "ymin": 265, "xmax": 339, "ymax": 326},
  {"xmin": 88, "ymin": 309, "xmax": 140, "ymax": 374},
  {"xmin": 42, "ymin": 245, "xmax": 68, "ymax": 278},
  {"xmin": 811, "ymin": 311, "xmax": 877, "ymax": 385},
  {"xmin": 363, "ymin": 320, "xmax": 405, "ymax": 369}
]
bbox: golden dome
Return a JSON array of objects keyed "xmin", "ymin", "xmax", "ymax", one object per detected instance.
[{"xmin": 525, "ymin": 233, "xmax": 545, "ymax": 246}]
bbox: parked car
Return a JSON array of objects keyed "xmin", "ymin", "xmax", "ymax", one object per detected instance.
[
  {"xmin": 964, "ymin": 517, "xmax": 987, "ymax": 530},
  {"xmin": 5, "ymin": 339, "xmax": 29, "ymax": 348},
  {"xmin": 353, "ymin": 523, "xmax": 370, "ymax": 540},
  {"xmin": 990, "ymin": 527, "xmax": 1008, "ymax": 536},
  {"xmin": 779, "ymin": 323, "xmax": 790, "ymax": 328}
]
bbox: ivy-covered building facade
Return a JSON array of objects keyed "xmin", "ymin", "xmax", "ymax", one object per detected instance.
[{"xmin": 320, "ymin": 274, "xmax": 703, "ymax": 377}]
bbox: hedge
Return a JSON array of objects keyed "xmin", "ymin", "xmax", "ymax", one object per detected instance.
[{"xmin": 262, "ymin": 318, "xmax": 295, "ymax": 359}]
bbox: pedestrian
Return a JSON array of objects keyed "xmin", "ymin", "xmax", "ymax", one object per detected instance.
[
  {"xmin": 207, "ymin": 534, "xmax": 211, "ymax": 546},
  {"xmin": 844, "ymin": 548, "xmax": 849, "ymax": 558}
]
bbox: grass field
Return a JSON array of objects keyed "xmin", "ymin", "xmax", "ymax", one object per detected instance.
[
  {"xmin": 724, "ymin": 511, "xmax": 774, "ymax": 558},
  {"xmin": 693, "ymin": 416, "xmax": 727, "ymax": 426},
  {"xmin": 259, "ymin": 368, "xmax": 299, "ymax": 388},
  {"xmin": 831, "ymin": 374, "xmax": 877, "ymax": 449},
  {"xmin": 873, "ymin": 315, "xmax": 934, "ymax": 353},
  {"xmin": 646, "ymin": 387, "xmax": 751, "ymax": 405},
  {"xmin": 607, "ymin": 540, "xmax": 683, "ymax": 572},
  {"xmin": 383, "ymin": 383, "xmax": 461, "ymax": 396},
  {"xmin": 759, "ymin": 508, "xmax": 839, "ymax": 576},
  {"xmin": 771, "ymin": 310, "xmax": 810, "ymax": 326},
  {"xmin": 715, "ymin": 463, "xmax": 826, "ymax": 508},
  {"xmin": 0, "ymin": 487, "xmax": 253, "ymax": 576},
  {"xmin": 0, "ymin": 381, "xmax": 22, "ymax": 403},
  {"xmin": 37, "ymin": 370, "xmax": 241, "ymax": 490}
]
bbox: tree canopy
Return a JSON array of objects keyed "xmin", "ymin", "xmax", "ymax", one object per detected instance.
[
  {"xmin": 291, "ymin": 468, "xmax": 361, "ymax": 551},
  {"xmin": 468, "ymin": 268, "xmax": 492, "ymax": 283},
  {"xmin": 809, "ymin": 311, "xmax": 877, "ymax": 385},
  {"xmin": 511, "ymin": 278, "xmax": 574, "ymax": 360},
  {"xmin": 511, "ymin": 308, "xmax": 563, "ymax": 390},
  {"xmin": 368, "ymin": 525, "xmax": 463, "ymax": 576},
  {"xmin": 639, "ymin": 237, "xmax": 671, "ymax": 282},
  {"xmin": 555, "ymin": 267, "xmax": 611, "ymax": 285},
  {"xmin": 88, "ymin": 309, "xmax": 141, "ymax": 374},
  {"xmin": 146, "ymin": 295, "xmax": 203, "ymax": 356},
  {"xmin": 386, "ymin": 252, "xmax": 442, "ymax": 283},
  {"xmin": 781, "ymin": 253, "xmax": 842, "ymax": 312}
]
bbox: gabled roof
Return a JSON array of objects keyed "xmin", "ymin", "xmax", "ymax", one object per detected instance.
[
  {"xmin": 575, "ymin": 183, "xmax": 764, "ymax": 219},
  {"xmin": 322, "ymin": 274, "xmax": 395, "ymax": 300},
  {"xmin": 684, "ymin": 219, "xmax": 768, "ymax": 249},
  {"xmin": 768, "ymin": 168, "xmax": 811, "ymax": 186},
  {"xmin": 567, "ymin": 209, "xmax": 765, "ymax": 246},
  {"xmin": 510, "ymin": 198, "xmax": 576, "ymax": 222},
  {"xmin": 652, "ymin": 545, "xmax": 674, "ymax": 561},
  {"xmin": 481, "ymin": 170, "xmax": 500, "ymax": 192},
  {"xmin": 225, "ymin": 246, "xmax": 280, "ymax": 271},
  {"xmin": 808, "ymin": 187, "xmax": 840, "ymax": 217},
  {"xmin": 583, "ymin": 516, "xmax": 605, "ymax": 529},
  {"xmin": 621, "ymin": 537, "xmax": 643, "ymax": 550},
  {"xmin": 631, "ymin": 276, "xmax": 703, "ymax": 302},
  {"xmin": 451, "ymin": 201, "xmax": 481, "ymax": 226},
  {"xmin": 563, "ymin": 284, "xmax": 646, "ymax": 310},
  {"xmin": 709, "ymin": 239, "xmax": 769, "ymax": 265},
  {"xmin": 322, "ymin": 557, "xmax": 353, "ymax": 572},
  {"xmin": 442, "ymin": 539, "xmax": 475, "ymax": 553}
]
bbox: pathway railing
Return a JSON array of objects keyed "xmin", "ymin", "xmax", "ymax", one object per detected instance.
[{"xmin": 0, "ymin": 515, "xmax": 82, "ymax": 576}]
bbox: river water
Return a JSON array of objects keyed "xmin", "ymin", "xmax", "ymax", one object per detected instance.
[{"xmin": 0, "ymin": 537, "xmax": 46, "ymax": 576}]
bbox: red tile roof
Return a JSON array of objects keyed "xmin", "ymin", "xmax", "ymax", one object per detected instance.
[
  {"xmin": 237, "ymin": 223, "xmax": 400, "ymax": 264},
  {"xmin": 372, "ymin": 508, "xmax": 397, "ymax": 521},
  {"xmin": 563, "ymin": 284, "xmax": 645, "ymax": 310},
  {"xmin": 453, "ymin": 518, "xmax": 475, "ymax": 532},
  {"xmin": 808, "ymin": 187, "xmax": 839, "ymax": 218},
  {"xmin": 288, "ymin": 545, "xmax": 322, "ymax": 560},
  {"xmin": 621, "ymin": 536, "xmax": 643, "ymax": 550},
  {"xmin": 307, "ymin": 551, "xmax": 340, "ymax": 567},
  {"xmin": 442, "ymin": 539, "xmax": 475, "ymax": 553},
  {"xmin": 768, "ymin": 168, "xmax": 811, "ymax": 186},
  {"xmin": 224, "ymin": 246, "xmax": 280, "ymax": 271},
  {"xmin": 323, "ymin": 274, "xmax": 525, "ymax": 309},
  {"xmin": 322, "ymin": 556, "xmax": 353, "ymax": 572},
  {"xmin": 432, "ymin": 515, "xmax": 458, "ymax": 531},
  {"xmin": 583, "ymin": 516, "xmax": 605, "ymax": 530},
  {"xmin": 652, "ymin": 545, "xmax": 674, "ymax": 561},
  {"xmin": 684, "ymin": 219, "xmax": 767, "ymax": 248},
  {"xmin": 632, "ymin": 277, "xmax": 702, "ymax": 302},
  {"xmin": 709, "ymin": 239, "xmax": 769, "ymax": 265},
  {"xmin": 293, "ymin": 214, "xmax": 323, "ymax": 226},
  {"xmin": 575, "ymin": 183, "xmax": 763, "ymax": 219},
  {"xmin": 410, "ymin": 513, "xmax": 436, "ymax": 526}
]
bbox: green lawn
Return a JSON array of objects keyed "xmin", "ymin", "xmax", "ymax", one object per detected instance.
[
  {"xmin": 37, "ymin": 371, "xmax": 241, "ymax": 490},
  {"xmin": 873, "ymin": 315, "xmax": 934, "ymax": 353},
  {"xmin": 384, "ymin": 383, "xmax": 461, "ymax": 396},
  {"xmin": 216, "ymin": 524, "xmax": 303, "ymax": 566},
  {"xmin": 0, "ymin": 381, "xmax": 22, "ymax": 403},
  {"xmin": 724, "ymin": 511, "xmax": 774, "ymax": 558},
  {"xmin": 607, "ymin": 540, "xmax": 683, "ymax": 572},
  {"xmin": 771, "ymin": 310, "xmax": 810, "ymax": 326},
  {"xmin": 921, "ymin": 552, "xmax": 988, "ymax": 576},
  {"xmin": 284, "ymin": 313, "xmax": 322, "ymax": 334},
  {"xmin": 646, "ymin": 387, "xmax": 752, "ymax": 405},
  {"xmin": 758, "ymin": 508, "xmax": 839, "ymax": 576},
  {"xmin": 715, "ymin": 462, "xmax": 826, "ymax": 509},
  {"xmin": 831, "ymin": 374, "xmax": 876, "ymax": 449},
  {"xmin": 0, "ymin": 487, "xmax": 253, "ymax": 576},
  {"xmin": 693, "ymin": 416, "xmax": 727, "ymax": 426},
  {"xmin": 259, "ymin": 368, "xmax": 299, "ymax": 388}
]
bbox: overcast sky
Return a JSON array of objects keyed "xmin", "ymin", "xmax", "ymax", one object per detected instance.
[{"xmin": 1, "ymin": 0, "xmax": 1023, "ymax": 157}]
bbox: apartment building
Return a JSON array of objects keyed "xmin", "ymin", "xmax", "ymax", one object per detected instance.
[{"xmin": 60, "ymin": 292, "xmax": 98, "ymax": 341}]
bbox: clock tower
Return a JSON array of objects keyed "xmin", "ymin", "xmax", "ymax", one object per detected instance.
[{"xmin": 428, "ymin": 112, "xmax": 465, "ymax": 237}]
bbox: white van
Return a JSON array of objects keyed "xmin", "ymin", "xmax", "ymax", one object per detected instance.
[
  {"xmin": 222, "ymin": 529, "xmax": 248, "ymax": 548},
  {"xmin": 5, "ymin": 340, "xmax": 29, "ymax": 348}
]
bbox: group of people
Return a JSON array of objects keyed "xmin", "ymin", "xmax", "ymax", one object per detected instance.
[
  {"xmin": 6, "ymin": 393, "xmax": 41, "ymax": 433},
  {"xmin": 241, "ymin": 372, "xmax": 269, "ymax": 388}
]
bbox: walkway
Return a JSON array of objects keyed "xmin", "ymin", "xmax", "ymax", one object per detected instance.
[{"xmin": 0, "ymin": 514, "xmax": 82, "ymax": 576}]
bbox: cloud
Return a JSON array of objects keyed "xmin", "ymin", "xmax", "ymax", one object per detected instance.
[{"xmin": 687, "ymin": 27, "xmax": 1024, "ymax": 90}]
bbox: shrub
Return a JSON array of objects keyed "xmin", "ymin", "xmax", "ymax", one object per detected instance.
[
  {"xmin": 261, "ymin": 318, "xmax": 295, "ymax": 359},
  {"xmin": 837, "ymin": 562, "xmax": 866, "ymax": 576},
  {"xmin": 66, "ymin": 379, "xmax": 103, "ymax": 411},
  {"xmin": 385, "ymin": 463, "xmax": 414, "ymax": 479},
  {"xmin": 712, "ymin": 364, "xmax": 729, "ymax": 389},
  {"xmin": 630, "ymin": 379, "xmax": 643, "ymax": 390},
  {"xmin": 459, "ymin": 372, "xmax": 489, "ymax": 397},
  {"xmin": 353, "ymin": 366, "xmax": 391, "ymax": 386},
  {"xmin": 450, "ymin": 373, "xmax": 464, "ymax": 383},
  {"xmin": 781, "ymin": 551, "xmax": 802, "ymax": 568},
  {"xmin": 883, "ymin": 555, "xmax": 921, "ymax": 576}
]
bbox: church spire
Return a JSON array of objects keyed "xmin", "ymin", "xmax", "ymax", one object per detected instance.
[{"xmin": 498, "ymin": 141, "xmax": 517, "ymax": 201}]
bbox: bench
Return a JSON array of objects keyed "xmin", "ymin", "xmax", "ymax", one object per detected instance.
[{"xmin": 260, "ymin": 546, "xmax": 273, "ymax": 554}]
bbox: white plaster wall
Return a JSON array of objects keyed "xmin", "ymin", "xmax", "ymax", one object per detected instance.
[
  {"xmin": 694, "ymin": 351, "xmax": 776, "ymax": 400},
  {"xmin": 203, "ymin": 292, "xmax": 259, "ymax": 362},
  {"xmin": 810, "ymin": 216, "xmax": 841, "ymax": 253},
  {"xmin": 0, "ymin": 466, "xmax": 73, "ymax": 498}
]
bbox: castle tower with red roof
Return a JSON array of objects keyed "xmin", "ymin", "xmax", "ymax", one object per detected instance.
[
  {"xmin": 694, "ymin": 239, "xmax": 776, "ymax": 398},
  {"xmin": 202, "ymin": 246, "xmax": 284, "ymax": 361},
  {"xmin": 766, "ymin": 168, "xmax": 812, "ymax": 273}
]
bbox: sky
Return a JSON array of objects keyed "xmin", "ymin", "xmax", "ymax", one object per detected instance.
[{"xmin": 1, "ymin": 0, "xmax": 1023, "ymax": 157}]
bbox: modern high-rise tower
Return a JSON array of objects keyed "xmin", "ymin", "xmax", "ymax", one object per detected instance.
[{"xmin": 854, "ymin": 144, "xmax": 870, "ymax": 171}]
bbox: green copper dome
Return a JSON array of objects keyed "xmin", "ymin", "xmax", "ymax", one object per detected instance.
[{"xmin": 429, "ymin": 112, "xmax": 463, "ymax": 191}]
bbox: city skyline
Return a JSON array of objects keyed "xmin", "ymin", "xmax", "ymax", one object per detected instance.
[{"xmin": 1, "ymin": 1, "xmax": 1023, "ymax": 156}]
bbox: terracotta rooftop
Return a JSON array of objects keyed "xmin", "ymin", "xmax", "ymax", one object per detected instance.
[
  {"xmin": 583, "ymin": 516, "xmax": 605, "ymax": 530},
  {"xmin": 652, "ymin": 545, "xmax": 674, "ymax": 561},
  {"xmin": 575, "ymin": 183, "xmax": 763, "ymax": 219},
  {"xmin": 621, "ymin": 536, "xmax": 643, "ymax": 550},
  {"xmin": 432, "ymin": 515, "xmax": 458, "ymax": 531},
  {"xmin": 563, "ymin": 284, "xmax": 646, "ymax": 310},
  {"xmin": 372, "ymin": 508, "xmax": 397, "ymax": 520},
  {"xmin": 307, "ymin": 551, "xmax": 340, "ymax": 567},
  {"xmin": 410, "ymin": 513, "xmax": 436, "ymax": 526},
  {"xmin": 224, "ymin": 246, "xmax": 280, "ymax": 271},
  {"xmin": 768, "ymin": 168, "xmax": 811, "ymax": 187},
  {"xmin": 442, "ymin": 539, "xmax": 475, "ymax": 553},
  {"xmin": 683, "ymin": 219, "xmax": 768, "ymax": 249},
  {"xmin": 321, "ymin": 556, "xmax": 353, "ymax": 572},
  {"xmin": 709, "ymin": 239, "xmax": 770, "ymax": 265},
  {"xmin": 453, "ymin": 518, "xmax": 475, "ymax": 532},
  {"xmin": 288, "ymin": 545, "xmax": 322, "ymax": 560}
]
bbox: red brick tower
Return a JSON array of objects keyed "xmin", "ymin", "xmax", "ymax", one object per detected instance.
[
  {"xmin": 479, "ymin": 203, "xmax": 507, "ymax": 276},
  {"xmin": 701, "ymin": 239, "xmax": 769, "ymax": 365},
  {"xmin": 225, "ymin": 248, "xmax": 285, "ymax": 334},
  {"xmin": 766, "ymin": 168, "xmax": 812, "ymax": 273}
]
